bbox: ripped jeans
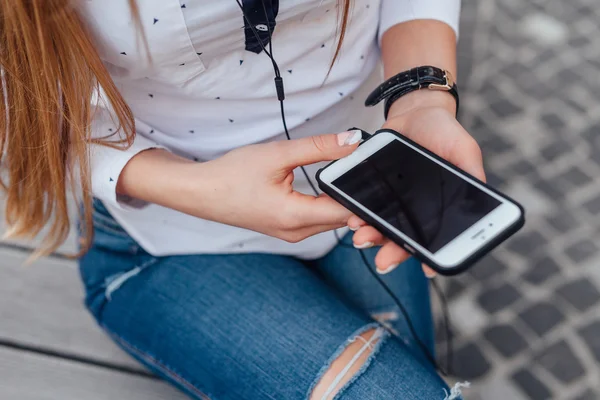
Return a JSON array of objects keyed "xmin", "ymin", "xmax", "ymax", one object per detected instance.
[{"xmin": 78, "ymin": 200, "xmax": 463, "ymax": 400}]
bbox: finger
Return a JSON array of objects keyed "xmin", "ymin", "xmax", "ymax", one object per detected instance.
[
  {"xmin": 347, "ymin": 215, "xmax": 366, "ymax": 231},
  {"xmin": 294, "ymin": 223, "xmax": 348, "ymax": 241},
  {"xmin": 352, "ymin": 225, "xmax": 385, "ymax": 249},
  {"xmin": 278, "ymin": 130, "xmax": 362, "ymax": 168},
  {"xmin": 422, "ymin": 264, "xmax": 437, "ymax": 279},
  {"xmin": 290, "ymin": 192, "xmax": 353, "ymax": 227},
  {"xmin": 374, "ymin": 242, "xmax": 411, "ymax": 274}
]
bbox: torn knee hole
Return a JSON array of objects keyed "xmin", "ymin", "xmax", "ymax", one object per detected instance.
[
  {"xmin": 309, "ymin": 327, "xmax": 386, "ymax": 400},
  {"xmin": 371, "ymin": 311, "xmax": 399, "ymax": 324}
]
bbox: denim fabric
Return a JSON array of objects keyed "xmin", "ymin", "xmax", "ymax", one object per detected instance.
[{"xmin": 78, "ymin": 200, "xmax": 458, "ymax": 400}]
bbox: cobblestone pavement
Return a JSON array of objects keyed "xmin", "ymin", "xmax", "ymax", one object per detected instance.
[{"xmin": 440, "ymin": 0, "xmax": 600, "ymax": 398}]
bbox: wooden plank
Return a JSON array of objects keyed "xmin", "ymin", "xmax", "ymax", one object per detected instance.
[
  {"xmin": 0, "ymin": 247, "xmax": 143, "ymax": 371},
  {"xmin": 0, "ymin": 346, "xmax": 187, "ymax": 400},
  {"xmin": 0, "ymin": 195, "xmax": 78, "ymax": 255}
]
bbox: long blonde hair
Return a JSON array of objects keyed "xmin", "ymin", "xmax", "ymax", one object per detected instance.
[{"xmin": 0, "ymin": 0, "xmax": 351, "ymax": 258}]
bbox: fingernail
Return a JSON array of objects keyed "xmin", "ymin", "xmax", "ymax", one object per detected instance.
[
  {"xmin": 425, "ymin": 271, "xmax": 437, "ymax": 279},
  {"xmin": 353, "ymin": 241, "xmax": 374, "ymax": 249},
  {"xmin": 348, "ymin": 225, "xmax": 360, "ymax": 231},
  {"xmin": 378, "ymin": 263, "xmax": 399, "ymax": 275},
  {"xmin": 337, "ymin": 130, "xmax": 362, "ymax": 146}
]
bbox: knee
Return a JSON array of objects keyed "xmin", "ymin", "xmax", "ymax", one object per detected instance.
[{"xmin": 309, "ymin": 327, "xmax": 386, "ymax": 400}]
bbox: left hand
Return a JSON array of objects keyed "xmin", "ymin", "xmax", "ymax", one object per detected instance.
[{"xmin": 349, "ymin": 90, "xmax": 486, "ymax": 277}]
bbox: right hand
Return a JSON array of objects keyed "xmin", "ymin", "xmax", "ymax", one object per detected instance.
[{"xmin": 192, "ymin": 130, "xmax": 362, "ymax": 242}]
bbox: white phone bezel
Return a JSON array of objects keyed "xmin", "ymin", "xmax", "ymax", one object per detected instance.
[{"xmin": 319, "ymin": 131, "xmax": 523, "ymax": 270}]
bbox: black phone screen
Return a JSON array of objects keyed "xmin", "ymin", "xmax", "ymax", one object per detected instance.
[{"xmin": 332, "ymin": 139, "xmax": 501, "ymax": 253}]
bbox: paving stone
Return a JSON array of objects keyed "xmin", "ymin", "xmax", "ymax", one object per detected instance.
[
  {"xmin": 511, "ymin": 368, "xmax": 553, "ymax": 400},
  {"xmin": 500, "ymin": 62, "xmax": 530, "ymax": 79},
  {"xmin": 505, "ymin": 181, "xmax": 554, "ymax": 216},
  {"xmin": 564, "ymin": 239, "xmax": 599, "ymax": 263},
  {"xmin": 581, "ymin": 122, "xmax": 600, "ymax": 143},
  {"xmin": 522, "ymin": 256, "xmax": 561, "ymax": 285},
  {"xmin": 481, "ymin": 135, "xmax": 515, "ymax": 154},
  {"xmin": 572, "ymin": 388, "xmax": 598, "ymax": 400},
  {"xmin": 476, "ymin": 377, "xmax": 528, "ymax": 400},
  {"xmin": 477, "ymin": 283, "xmax": 522, "ymax": 314},
  {"xmin": 540, "ymin": 139, "xmax": 572, "ymax": 161},
  {"xmin": 450, "ymin": 293, "xmax": 489, "ymax": 336},
  {"xmin": 582, "ymin": 193, "xmax": 600, "ymax": 215},
  {"xmin": 540, "ymin": 113, "xmax": 565, "ymax": 129},
  {"xmin": 556, "ymin": 278, "xmax": 600, "ymax": 311},
  {"xmin": 469, "ymin": 255, "xmax": 508, "ymax": 281},
  {"xmin": 555, "ymin": 166, "xmax": 593, "ymax": 189},
  {"xmin": 444, "ymin": 278, "xmax": 467, "ymax": 300},
  {"xmin": 568, "ymin": 35, "xmax": 592, "ymax": 48},
  {"xmin": 518, "ymin": 301, "xmax": 565, "ymax": 336},
  {"xmin": 535, "ymin": 340, "xmax": 586, "ymax": 384},
  {"xmin": 506, "ymin": 230, "xmax": 547, "ymax": 256},
  {"xmin": 578, "ymin": 320, "xmax": 600, "ymax": 363},
  {"xmin": 483, "ymin": 323, "xmax": 528, "ymax": 358},
  {"xmin": 489, "ymin": 98, "xmax": 522, "ymax": 118},
  {"xmin": 545, "ymin": 211, "xmax": 578, "ymax": 233},
  {"xmin": 448, "ymin": 342, "xmax": 491, "ymax": 380},
  {"xmin": 563, "ymin": 96, "xmax": 588, "ymax": 114},
  {"xmin": 507, "ymin": 159, "xmax": 538, "ymax": 176},
  {"xmin": 534, "ymin": 179, "xmax": 566, "ymax": 201}
]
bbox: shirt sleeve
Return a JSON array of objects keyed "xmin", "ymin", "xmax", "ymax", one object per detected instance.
[
  {"xmin": 89, "ymin": 108, "xmax": 167, "ymax": 210},
  {"xmin": 379, "ymin": 0, "xmax": 462, "ymax": 43}
]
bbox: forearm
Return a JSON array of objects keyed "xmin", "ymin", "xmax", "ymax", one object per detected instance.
[
  {"xmin": 116, "ymin": 149, "xmax": 213, "ymax": 218},
  {"xmin": 381, "ymin": 20, "xmax": 458, "ymax": 116}
]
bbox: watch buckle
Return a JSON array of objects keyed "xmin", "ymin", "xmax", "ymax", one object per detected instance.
[{"xmin": 428, "ymin": 70, "xmax": 454, "ymax": 91}]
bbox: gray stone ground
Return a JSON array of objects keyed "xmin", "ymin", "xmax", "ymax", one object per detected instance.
[{"xmin": 442, "ymin": 0, "xmax": 600, "ymax": 398}]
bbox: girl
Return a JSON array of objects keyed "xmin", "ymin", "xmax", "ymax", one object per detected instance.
[{"xmin": 1, "ymin": 0, "xmax": 483, "ymax": 398}]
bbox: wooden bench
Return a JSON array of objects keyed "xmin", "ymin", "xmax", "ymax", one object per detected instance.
[{"xmin": 0, "ymin": 201, "xmax": 187, "ymax": 399}]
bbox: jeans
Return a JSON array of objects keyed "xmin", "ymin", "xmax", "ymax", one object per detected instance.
[{"xmin": 78, "ymin": 200, "xmax": 461, "ymax": 400}]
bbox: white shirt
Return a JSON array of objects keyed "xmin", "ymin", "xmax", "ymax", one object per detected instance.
[{"xmin": 80, "ymin": 0, "xmax": 460, "ymax": 259}]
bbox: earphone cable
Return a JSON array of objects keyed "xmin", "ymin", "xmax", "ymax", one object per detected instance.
[{"xmin": 234, "ymin": 0, "xmax": 451, "ymax": 376}]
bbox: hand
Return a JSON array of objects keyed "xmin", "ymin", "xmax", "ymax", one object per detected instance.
[
  {"xmin": 192, "ymin": 130, "xmax": 363, "ymax": 242},
  {"xmin": 349, "ymin": 91, "xmax": 486, "ymax": 277}
]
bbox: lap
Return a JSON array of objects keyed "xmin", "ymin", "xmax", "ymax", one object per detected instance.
[{"xmin": 78, "ymin": 204, "xmax": 447, "ymax": 400}]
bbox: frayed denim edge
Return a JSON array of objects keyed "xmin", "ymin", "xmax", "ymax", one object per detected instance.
[
  {"xmin": 104, "ymin": 257, "xmax": 158, "ymax": 300},
  {"xmin": 443, "ymin": 381, "xmax": 470, "ymax": 400},
  {"xmin": 305, "ymin": 322, "xmax": 389, "ymax": 400}
]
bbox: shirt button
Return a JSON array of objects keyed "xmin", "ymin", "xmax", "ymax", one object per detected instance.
[{"xmin": 256, "ymin": 24, "xmax": 268, "ymax": 32}]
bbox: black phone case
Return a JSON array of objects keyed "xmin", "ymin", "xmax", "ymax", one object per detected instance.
[{"xmin": 316, "ymin": 128, "xmax": 526, "ymax": 276}]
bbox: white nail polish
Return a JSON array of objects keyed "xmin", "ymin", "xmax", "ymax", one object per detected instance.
[
  {"xmin": 345, "ymin": 129, "xmax": 363, "ymax": 145},
  {"xmin": 378, "ymin": 263, "xmax": 399, "ymax": 275},
  {"xmin": 353, "ymin": 241, "xmax": 374, "ymax": 249},
  {"xmin": 348, "ymin": 225, "xmax": 360, "ymax": 231}
]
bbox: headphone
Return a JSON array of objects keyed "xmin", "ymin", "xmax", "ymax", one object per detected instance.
[{"xmin": 234, "ymin": 0, "xmax": 452, "ymax": 375}]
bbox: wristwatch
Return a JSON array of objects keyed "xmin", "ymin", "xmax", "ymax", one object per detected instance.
[{"xmin": 365, "ymin": 66, "xmax": 459, "ymax": 119}]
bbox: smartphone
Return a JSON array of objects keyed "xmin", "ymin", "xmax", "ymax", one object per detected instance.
[{"xmin": 316, "ymin": 129, "xmax": 525, "ymax": 275}]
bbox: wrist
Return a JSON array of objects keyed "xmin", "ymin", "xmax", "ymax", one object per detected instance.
[{"xmin": 386, "ymin": 89, "xmax": 457, "ymax": 121}]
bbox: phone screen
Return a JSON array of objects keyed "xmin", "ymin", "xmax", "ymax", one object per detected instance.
[{"xmin": 332, "ymin": 139, "xmax": 501, "ymax": 253}]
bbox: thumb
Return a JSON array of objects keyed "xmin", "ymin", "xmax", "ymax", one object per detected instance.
[{"xmin": 280, "ymin": 130, "xmax": 362, "ymax": 168}]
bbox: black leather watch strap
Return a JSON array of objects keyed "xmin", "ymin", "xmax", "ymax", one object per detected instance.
[{"xmin": 365, "ymin": 66, "xmax": 459, "ymax": 119}]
